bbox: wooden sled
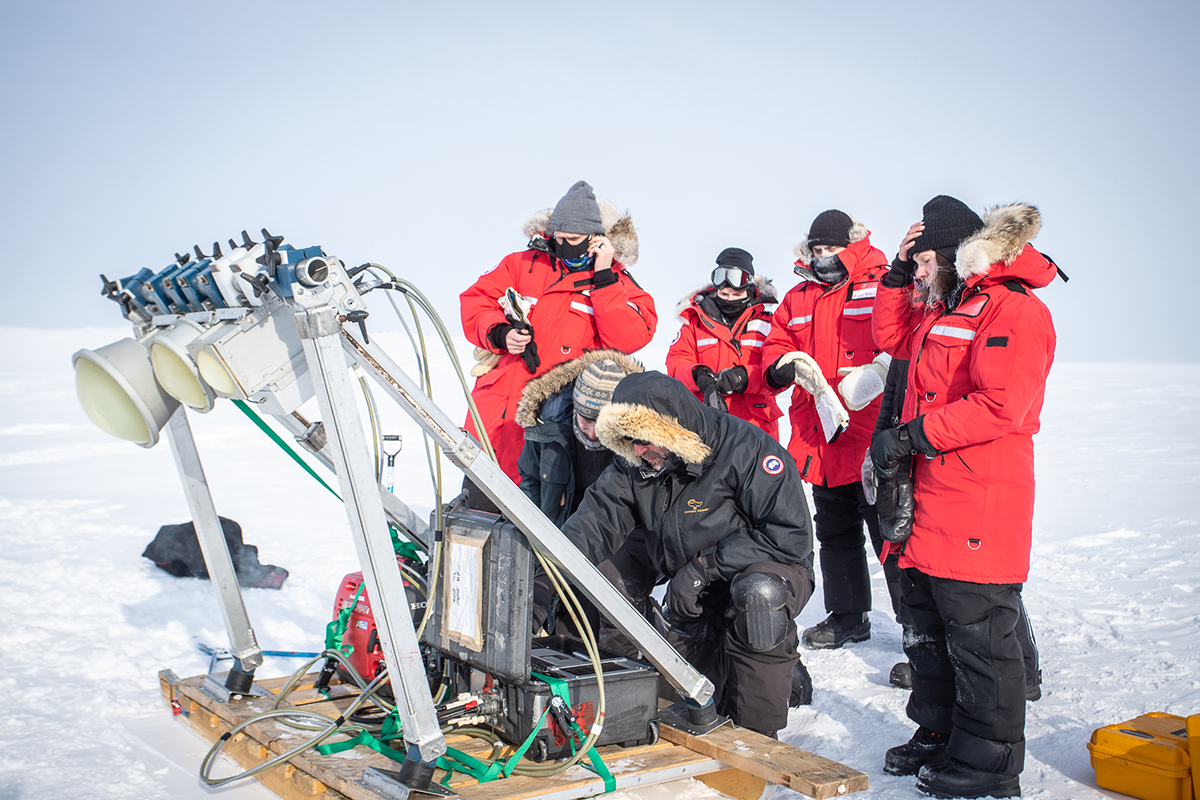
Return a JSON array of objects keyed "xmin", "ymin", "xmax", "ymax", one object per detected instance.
[{"xmin": 160, "ymin": 669, "xmax": 868, "ymax": 800}]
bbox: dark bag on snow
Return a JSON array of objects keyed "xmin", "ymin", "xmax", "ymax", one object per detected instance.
[
  {"xmin": 141, "ymin": 516, "xmax": 289, "ymax": 589},
  {"xmin": 875, "ymin": 457, "xmax": 915, "ymax": 543}
]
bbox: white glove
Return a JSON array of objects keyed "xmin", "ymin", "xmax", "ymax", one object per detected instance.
[
  {"xmin": 775, "ymin": 351, "xmax": 828, "ymax": 397},
  {"xmin": 837, "ymin": 353, "xmax": 893, "ymax": 411},
  {"xmin": 814, "ymin": 387, "xmax": 850, "ymax": 443},
  {"xmin": 776, "ymin": 351, "xmax": 849, "ymax": 442},
  {"xmin": 861, "ymin": 446, "xmax": 877, "ymax": 505},
  {"xmin": 470, "ymin": 347, "xmax": 501, "ymax": 377}
]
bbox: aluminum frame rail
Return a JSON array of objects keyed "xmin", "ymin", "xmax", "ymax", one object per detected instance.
[
  {"xmin": 164, "ymin": 409, "xmax": 264, "ymax": 676},
  {"xmin": 293, "ymin": 303, "xmax": 447, "ymax": 766}
]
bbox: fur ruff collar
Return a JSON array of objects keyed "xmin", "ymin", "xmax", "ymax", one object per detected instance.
[
  {"xmin": 955, "ymin": 203, "xmax": 1041, "ymax": 280},
  {"xmin": 792, "ymin": 215, "xmax": 870, "ymax": 267},
  {"xmin": 522, "ymin": 198, "xmax": 639, "ymax": 267},
  {"xmin": 596, "ymin": 402, "xmax": 712, "ymax": 468},
  {"xmin": 514, "ymin": 349, "xmax": 644, "ymax": 428}
]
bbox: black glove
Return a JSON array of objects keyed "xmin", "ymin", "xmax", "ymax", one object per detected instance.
[
  {"xmin": 875, "ymin": 462, "xmax": 915, "ymax": 543},
  {"xmin": 715, "ymin": 365, "xmax": 749, "ymax": 394},
  {"xmin": 693, "ymin": 366, "xmax": 727, "ymax": 411},
  {"xmin": 693, "ymin": 365, "xmax": 717, "ymax": 395},
  {"xmin": 766, "ymin": 358, "xmax": 796, "ymax": 390},
  {"xmin": 871, "ymin": 416, "xmax": 937, "ymax": 471},
  {"xmin": 882, "ymin": 255, "xmax": 916, "ymax": 288},
  {"xmin": 665, "ymin": 557, "xmax": 710, "ymax": 619},
  {"xmin": 518, "ymin": 325, "xmax": 540, "ymax": 374},
  {"xmin": 486, "ymin": 323, "xmax": 514, "ymax": 352}
]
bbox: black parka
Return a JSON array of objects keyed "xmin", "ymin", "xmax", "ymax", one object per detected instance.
[{"xmin": 562, "ymin": 371, "xmax": 814, "ymax": 584}]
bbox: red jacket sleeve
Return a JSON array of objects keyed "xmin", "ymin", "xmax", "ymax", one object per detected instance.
[
  {"xmin": 460, "ymin": 255, "xmax": 519, "ymax": 351},
  {"xmin": 665, "ymin": 322, "xmax": 702, "ymax": 389},
  {"xmin": 590, "ymin": 268, "xmax": 658, "ymax": 352},
  {"xmin": 760, "ymin": 292, "xmax": 799, "ymax": 395},
  {"xmin": 872, "ymin": 284, "xmax": 919, "ymax": 359},
  {"xmin": 921, "ymin": 295, "xmax": 1056, "ymax": 451}
]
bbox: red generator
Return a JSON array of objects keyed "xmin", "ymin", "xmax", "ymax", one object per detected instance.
[{"xmin": 331, "ymin": 558, "xmax": 428, "ymax": 683}]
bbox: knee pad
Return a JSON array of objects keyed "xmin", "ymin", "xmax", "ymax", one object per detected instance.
[{"xmin": 731, "ymin": 572, "xmax": 790, "ymax": 652}]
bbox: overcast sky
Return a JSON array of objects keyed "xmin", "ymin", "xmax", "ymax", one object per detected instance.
[{"xmin": 3, "ymin": 0, "xmax": 1197, "ymax": 362}]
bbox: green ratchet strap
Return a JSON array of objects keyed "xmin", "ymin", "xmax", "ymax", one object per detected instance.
[
  {"xmin": 390, "ymin": 527, "xmax": 422, "ymax": 561},
  {"xmin": 317, "ymin": 707, "xmax": 407, "ymax": 759},
  {"xmin": 530, "ymin": 671, "xmax": 615, "ymax": 792},
  {"xmin": 232, "ymin": 400, "xmax": 342, "ymax": 500},
  {"xmin": 324, "ymin": 582, "xmax": 365, "ymax": 654}
]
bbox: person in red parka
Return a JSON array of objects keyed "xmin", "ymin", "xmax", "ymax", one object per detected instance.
[
  {"xmin": 871, "ymin": 196, "xmax": 1057, "ymax": 799},
  {"xmin": 761, "ymin": 210, "xmax": 900, "ymax": 650},
  {"xmin": 460, "ymin": 181, "xmax": 657, "ymax": 482},
  {"xmin": 666, "ymin": 247, "xmax": 783, "ymax": 439}
]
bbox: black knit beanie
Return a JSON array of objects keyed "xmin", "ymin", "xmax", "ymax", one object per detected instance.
[
  {"xmin": 807, "ymin": 210, "xmax": 854, "ymax": 247},
  {"xmin": 909, "ymin": 196, "xmax": 985, "ymax": 259},
  {"xmin": 715, "ymin": 247, "xmax": 755, "ymax": 276}
]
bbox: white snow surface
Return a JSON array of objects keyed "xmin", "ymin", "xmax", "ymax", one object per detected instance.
[{"xmin": 0, "ymin": 326, "xmax": 1197, "ymax": 800}]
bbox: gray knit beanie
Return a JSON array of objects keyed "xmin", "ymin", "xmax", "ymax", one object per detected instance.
[
  {"xmin": 573, "ymin": 359, "xmax": 625, "ymax": 420},
  {"xmin": 550, "ymin": 181, "xmax": 605, "ymax": 235}
]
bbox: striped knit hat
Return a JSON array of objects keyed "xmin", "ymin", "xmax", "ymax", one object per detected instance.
[{"xmin": 573, "ymin": 359, "xmax": 625, "ymax": 420}]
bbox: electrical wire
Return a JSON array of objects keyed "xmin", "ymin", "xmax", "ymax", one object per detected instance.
[{"xmin": 355, "ymin": 269, "xmax": 612, "ymax": 776}]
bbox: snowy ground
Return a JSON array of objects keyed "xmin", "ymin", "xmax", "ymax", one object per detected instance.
[{"xmin": 0, "ymin": 325, "xmax": 1196, "ymax": 800}]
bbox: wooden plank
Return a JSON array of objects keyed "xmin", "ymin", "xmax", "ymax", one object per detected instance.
[
  {"xmin": 168, "ymin": 669, "xmax": 861, "ymax": 800},
  {"xmin": 159, "ymin": 669, "xmax": 181, "ymax": 708},
  {"xmin": 656, "ymin": 702, "xmax": 869, "ymax": 799},
  {"xmin": 451, "ymin": 743, "xmax": 723, "ymax": 800},
  {"xmin": 171, "ymin": 693, "xmax": 349, "ymax": 800},
  {"xmin": 697, "ymin": 767, "xmax": 769, "ymax": 800}
]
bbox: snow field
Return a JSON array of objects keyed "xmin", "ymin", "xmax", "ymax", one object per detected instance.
[{"xmin": 0, "ymin": 328, "xmax": 1196, "ymax": 799}]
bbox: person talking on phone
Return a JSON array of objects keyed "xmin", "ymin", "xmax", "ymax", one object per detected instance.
[{"xmin": 460, "ymin": 181, "xmax": 657, "ymax": 482}]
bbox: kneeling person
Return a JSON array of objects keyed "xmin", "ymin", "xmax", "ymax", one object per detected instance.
[{"xmin": 562, "ymin": 371, "xmax": 815, "ymax": 736}]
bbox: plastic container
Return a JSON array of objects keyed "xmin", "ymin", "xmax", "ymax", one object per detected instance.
[{"xmin": 1088, "ymin": 712, "xmax": 1192, "ymax": 800}]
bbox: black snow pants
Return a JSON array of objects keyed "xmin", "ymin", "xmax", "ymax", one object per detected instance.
[
  {"xmin": 812, "ymin": 481, "xmax": 901, "ymax": 617},
  {"xmin": 602, "ymin": 533, "xmax": 813, "ymax": 735},
  {"xmin": 901, "ymin": 567, "xmax": 1026, "ymax": 776},
  {"xmin": 666, "ymin": 560, "xmax": 813, "ymax": 735}
]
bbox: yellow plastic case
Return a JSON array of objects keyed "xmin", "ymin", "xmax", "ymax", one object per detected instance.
[{"xmin": 1088, "ymin": 712, "xmax": 1193, "ymax": 800}]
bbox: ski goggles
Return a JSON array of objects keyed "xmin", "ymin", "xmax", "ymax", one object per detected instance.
[{"xmin": 711, "ymin": 266, "xmax": 754, "ymax": 289}]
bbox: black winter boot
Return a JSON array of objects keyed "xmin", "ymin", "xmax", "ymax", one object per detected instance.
[
  {"xmin": 801, "ymin": 612, "xmax": 870, "ymax": 649},
  {"xmin": 884, "ymin": 727, "xmax": 948, "ymax": 776},
  {"xmin": 789, "ymin": 658, "xmax": 813, "ymax": 707},
  {"xmin": 889, "ymin": 661, "xmax": 912, "ymax": 689},
  {"xmin": 916, "ymin": 758, "xmax": 1020, "ymax": 798}
]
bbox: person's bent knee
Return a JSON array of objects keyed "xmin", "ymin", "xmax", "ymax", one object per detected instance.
[{"xmin": 731, "ymin": 572, "xmax": 792, "ymax": 652}]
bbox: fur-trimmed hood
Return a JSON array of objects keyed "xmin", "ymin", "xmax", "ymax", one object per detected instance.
[
  {"xmin": 522, "ymin": 197, "xmax": 639, "ymax": 267},
  {"xmin": 673, "ymin": 275, "xmax": 778, "ymax": 322},
  {"xmin": 793, "ymin": 215, "xmax": 870, "ymax": 267},
  {"xmin": 955, "ymin": 203, "xmax": 1043, "ymax": 281},
  {"xmin": 515, "ymin": 349, "xmax": 644, "ymax": 428},
  {"xmin": 596, "ymin": 371, "xmax": 714, "ymax": 469}
]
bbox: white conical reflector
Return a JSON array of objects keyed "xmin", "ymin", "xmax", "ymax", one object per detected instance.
[
  {"xmin": 149, "ymin": 318, "xmax": 216, "ymax": 412},
  {"xmin": 73, "ymin": 338, "xmax": 180, "ymax": 447}
]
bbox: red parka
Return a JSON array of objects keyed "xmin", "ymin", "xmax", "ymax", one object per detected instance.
[
  {"xmin": 666, "ymin": 278, "xmax": 783, "ymax": 439},
  {"xmin": 461, "ymin": 214, "xmax": 656, "ymax": 482},
  {"xmin": 761, "ymin": 230, "xmax": 888, "ymax": 486},
  {"xmin": 872, "ymin": 204, "xmax": 1056, "ymax": 584}
]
